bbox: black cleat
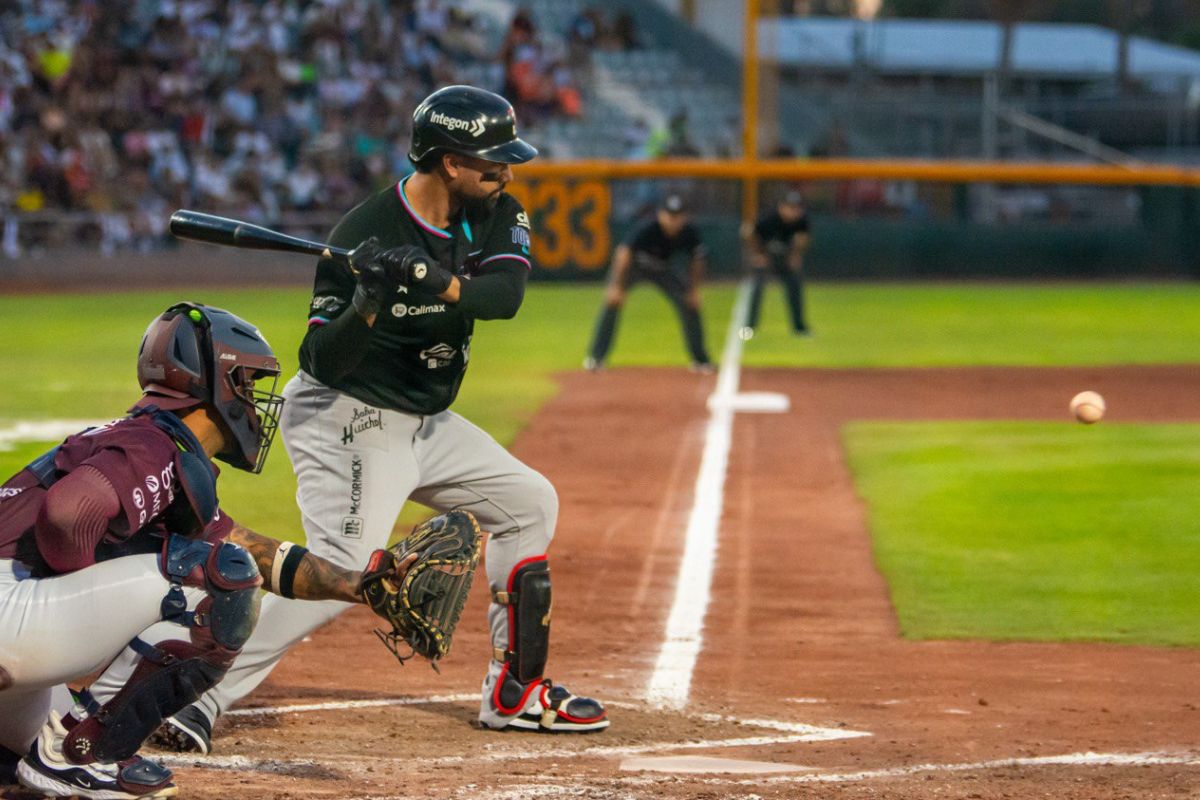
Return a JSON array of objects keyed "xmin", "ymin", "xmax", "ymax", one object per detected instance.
[
  {"xmin": 148, "ymin": 705, "xmax": 212, "ymax": 755},
  {"xmin": 17, "ymin": 711, "xmax": 176, "ymax": 798}
]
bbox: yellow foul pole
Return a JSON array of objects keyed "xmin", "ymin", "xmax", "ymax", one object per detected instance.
[{"xmin": 742, "ymin": 0, "xmax": 760, "ymax": 230}]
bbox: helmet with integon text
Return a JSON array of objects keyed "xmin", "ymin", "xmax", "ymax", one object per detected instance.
[
  {"xmin": 408, "ymin": 85, "xmax": 537, "ymax": 166},
  {"xmin": 137, "ymin": 302, "xmax": 283, "ymax": 473}
]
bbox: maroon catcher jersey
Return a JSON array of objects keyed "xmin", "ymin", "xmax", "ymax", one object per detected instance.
[{"xmin": 0, "ymin": 414, "xmax": 235, "ymax": 574}]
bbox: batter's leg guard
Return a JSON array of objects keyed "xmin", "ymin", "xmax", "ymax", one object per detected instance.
[
  {"xmin": 479, "ymin": 557, "xmax": 609, "ymax": 733},
  {"xmin": 61, "ymin": 535, "xmax": 260, "ymax": 765}
]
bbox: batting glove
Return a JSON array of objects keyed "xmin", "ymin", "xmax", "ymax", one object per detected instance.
[
  {"xmin": 379, "ymin": 245, "xmax": 453, "ymax": 295},
  {"xmin": 349, "ymin": 237, "xmax": 391, "ymax": 317}
]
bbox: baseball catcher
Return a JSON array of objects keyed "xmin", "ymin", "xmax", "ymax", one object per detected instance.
[
  {"xmin": 359, "ymin": 510, "xmax": 483, "ymax": 669},
  {"xmin": 0, "ymin": 302, "xmax": 428, "ymax": 799}
]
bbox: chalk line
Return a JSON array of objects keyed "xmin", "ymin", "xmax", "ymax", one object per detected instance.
[
  {"xmin": 644, "ymin": 281, "xmax": 753, "ymax": 709},
  {"xmin": 0, "ymin": 419, "xmax": 109, "ymax": 451}
]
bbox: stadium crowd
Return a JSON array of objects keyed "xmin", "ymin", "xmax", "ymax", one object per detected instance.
[{"xmin": 0, "ymin": 0, "xmax": 619, "ymax": 254}]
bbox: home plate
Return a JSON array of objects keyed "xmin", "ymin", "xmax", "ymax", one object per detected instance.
[{"xmin": 620, "ymin": 756, "xmax": 809, "ymax": 774}]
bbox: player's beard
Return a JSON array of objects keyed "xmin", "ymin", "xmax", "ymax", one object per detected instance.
[{"xmin": 463, "ymin": 187, "xmax": 504, "ymax": 215}]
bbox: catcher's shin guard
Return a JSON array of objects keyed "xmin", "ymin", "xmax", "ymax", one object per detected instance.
[
  {"xmin": 481, "ymin": 557, "xmax": 608, "ymax": 733},
  {"xmin": 62, "ymin": 535, "xmax": 261, "ymax": 763}
]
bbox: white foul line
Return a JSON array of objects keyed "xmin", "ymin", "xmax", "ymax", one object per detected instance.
[
  {"xmin": 740, "ymin": 750, "xmax": 1200, "ymax": 785},
  {"xmin": 645, "ymin": 282, "xmax": 753, "ymax": 709},
  {"xmin": 158, "ymin": 748, "xmax": 1199, "ymax": 782},
  {"xmin": 223, "ymin": 693, "xmax": 478, "ymax": 717},
  {"xmin": 0, "ymin": 419, "xmax": 110, "ymax": 451}
]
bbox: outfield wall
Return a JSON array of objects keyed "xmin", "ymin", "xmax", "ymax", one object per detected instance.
[
  {"xmin": 516, "ymin": 179, "xmax": 1200, "ymax": 281},
  {"xmin": 2, "ymin": 183, "xmax": 1197, "ymax": 288}
]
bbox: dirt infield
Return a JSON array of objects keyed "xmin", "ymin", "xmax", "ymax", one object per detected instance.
[{"xmin": 7, "ymin": 365, "xmax": 1198, "ymax": 799}]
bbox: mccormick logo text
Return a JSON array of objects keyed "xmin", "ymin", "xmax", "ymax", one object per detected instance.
[{"xmin": 348, "ymin": 455, "xmax": 363, "ymax": 515}]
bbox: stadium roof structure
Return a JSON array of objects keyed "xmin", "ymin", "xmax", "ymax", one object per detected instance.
[{"xmin": 761, "ymin": 18, "xmax": 1200, "ymax": 80}]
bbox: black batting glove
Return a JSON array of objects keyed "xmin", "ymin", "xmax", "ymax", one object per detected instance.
[
  {"xmin": 348, "ymin": 237, "xmax": 392, "ymax": 317},
  {"xmin": 378, "ymin": 245, "xmax": 453, "ymax": 295}
]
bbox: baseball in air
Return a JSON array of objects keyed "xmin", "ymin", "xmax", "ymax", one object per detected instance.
[{"xmin": 1070, "ymin": 391, "xmax": 1106, "ymax": 424}]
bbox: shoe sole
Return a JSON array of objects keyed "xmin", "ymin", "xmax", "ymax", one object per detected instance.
[
  {"xmin": 480, "ymin": 715, "xmax": 610, "ymax": 734},
  {"xmin": 17, "ymin": 759, "xmax": 178, "ymax": 799},
  {"xmin": 148, "ymin": 718, "xmax": 210, "ymax": 756}
]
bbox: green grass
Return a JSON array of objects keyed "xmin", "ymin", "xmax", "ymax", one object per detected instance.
[
  {"xmin": 844, "ymin": 421, "xmax": 1200, "ymax": 646},
  {"xmin": 5, "ymin": 283, "xmax": 1200, "ymax": 415},
  {"xmin": 732, "ymin": 282, "xmax": 1200, "ymax": 367}
]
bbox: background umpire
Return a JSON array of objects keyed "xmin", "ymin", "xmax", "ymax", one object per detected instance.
[
  {"xmin": 585, "ymin": 194, "xmax": 714, "ymax": 372},
  {"xmin": 742, "ymin": 189, "xmax": 811, "ymax": 340}
]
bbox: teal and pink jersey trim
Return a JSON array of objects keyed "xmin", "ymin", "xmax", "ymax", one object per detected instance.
[{"xmin": 396, "ymin": 177, "xmax": 453, "ymax": 239}]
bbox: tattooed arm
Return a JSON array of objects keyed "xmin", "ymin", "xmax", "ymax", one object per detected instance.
[{"xmin": 226, "ymin": 525, "xmax": 400, "ymax": 603}]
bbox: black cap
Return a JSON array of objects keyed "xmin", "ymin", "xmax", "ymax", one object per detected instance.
[
  {"xmin": 783, "ymin": 190, "xmax": 804, "ymax": 206},
  {"xmin": 661, "ymin": 194, "xmax": 686, "ymax": 213},
  {"xmin": 409, "ymin": 85, "xmax": 538, "ymax": 165}
]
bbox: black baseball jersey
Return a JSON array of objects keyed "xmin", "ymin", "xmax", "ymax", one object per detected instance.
[
  {"xmin": 625, "ymin": 219, "xmax": 706, "ymax": 272},
  {"xmin": 299, "ymin": 176, "xmax": 533, "ymax": 415},
  {"xmin": 753, "ymin": 210, "xmax": 809, "ymax": 245}
]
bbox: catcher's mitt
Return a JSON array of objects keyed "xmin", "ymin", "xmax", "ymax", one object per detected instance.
[{"xmin": 358, "ymin": 510, "xmax": 483, "ymax": 669}]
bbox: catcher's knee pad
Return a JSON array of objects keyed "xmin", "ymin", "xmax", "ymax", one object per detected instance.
[
  {"xmin": 61, "ymin": 535, "xmax": 261, "ymax": 764},
  {"xmin": 160, "ymin": 534, "xmax": 262, "ymax": 649},
  {"xmin": 492, "ymin": 556, "xmax": 552, "ymax": 714}
]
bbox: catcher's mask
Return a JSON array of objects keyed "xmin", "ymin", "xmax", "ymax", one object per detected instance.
[{"xmin": 137, "ymin": 302, "xmax": 283, "ymax": 473}]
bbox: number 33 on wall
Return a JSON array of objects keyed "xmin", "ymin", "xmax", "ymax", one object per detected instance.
[{"xmin": 506, "ymin": 181, "xmax": 611, "ymax": 271}]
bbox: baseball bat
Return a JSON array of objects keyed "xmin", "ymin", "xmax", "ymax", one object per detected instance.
[{"xmin": 168, "ymin": 209, "xmax": 354, "ymax": 267}]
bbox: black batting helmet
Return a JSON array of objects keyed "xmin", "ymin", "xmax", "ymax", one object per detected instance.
[
  {"xmin": 136, "ymin": 302, "xmax": 284, "ymax": 474},
  {"xmin": 408, "ymin": 85, "xmax": 537, "ymax": 165}
]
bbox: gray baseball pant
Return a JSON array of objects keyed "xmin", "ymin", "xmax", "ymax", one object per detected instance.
[{"xmin": 192, "ymin": 371, "xmax": 557, "ymax": 723}]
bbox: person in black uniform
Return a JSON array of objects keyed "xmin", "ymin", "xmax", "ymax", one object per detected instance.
[
  {"xmin": 156, "ymin": 85, "xmax": 608, "ymax": 753},
  {"xmin": 585, "ymin": 194, "xmax": 714, "ymax": 372},
  {"xmin": 742, "ymin": 189, "xmax": 811, "ymax": 340}
]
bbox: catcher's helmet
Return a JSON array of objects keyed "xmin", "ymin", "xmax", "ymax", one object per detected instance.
[
  {"xmin": 137, "ymin": 302, "xmax": 283, "ymax": 473},
  {"xmin": 408, "ymin": 85, "xmax": 537, "ymax": 165}
]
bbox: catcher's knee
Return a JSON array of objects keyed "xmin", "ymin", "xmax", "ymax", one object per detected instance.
[
  {"xmin": 161, "ymin": 535, "xmax": 262, "ymax": 650},
  {"xmin": 491, "ymin": 557, "xmax": 552, "ymax": 713},
  {"xmin": 62, "ymin": 536, "xmax": 261, "ymax": 763}
]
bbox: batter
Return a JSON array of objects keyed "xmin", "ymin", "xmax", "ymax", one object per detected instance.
[{"xmin": 157, "ymin": 85, "xmax": 608, "ymax": 752}]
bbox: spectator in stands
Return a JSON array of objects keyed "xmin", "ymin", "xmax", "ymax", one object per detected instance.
[
  {"xmin": 285, "ymin": 156, "xmax": 324, "ymax": 212},
  {"xmin": 567, "ymin": 7, "xmax": 603, "ymax": 67},
  {"xmin": 647, "ymin": 110, "xmax": 701, "ymax": 158},
  {"xmin": 623, "ymin": 118, "xmax": 652, "ymax": 159},
  {"xmin": 611, "ymin": 11, "xmax": 639, "ymax": 51}
]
